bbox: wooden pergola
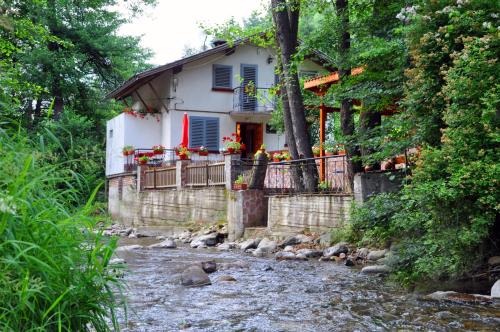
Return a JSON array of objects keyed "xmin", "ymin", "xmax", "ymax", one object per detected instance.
[{"xmin": 303, "ymin": 67, "xmax": 399, "ymax": 180}]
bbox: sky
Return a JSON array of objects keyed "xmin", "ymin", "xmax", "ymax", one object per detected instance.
[{"xmin": 119, "ymin": 0, "xmax": 268, "ymax": 65}]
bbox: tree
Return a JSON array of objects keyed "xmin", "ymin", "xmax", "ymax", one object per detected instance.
[{"xmin": 272, "ymin": 0, "xmax": 318, "ymax": 191}]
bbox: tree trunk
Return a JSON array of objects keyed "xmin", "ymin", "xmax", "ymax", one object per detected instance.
[
  {"xmin": 360, "ymin": 108, "xmax": 381, "ymax": 170},
  {"xmin": 336, "ymin": 0, "xmax": 362, "ymax": 183},
  {"xmin": 272, "ymin": 0, "xmax": 318, "ymax": 192}
]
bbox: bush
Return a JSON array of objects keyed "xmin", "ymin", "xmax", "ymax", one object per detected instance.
[{"xmin": 0, "ymin": 128, "xmax": 124, "ymax": 331}]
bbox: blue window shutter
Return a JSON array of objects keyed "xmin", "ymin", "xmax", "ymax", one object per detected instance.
[
  {"xmin": 213, "ymin": 64, "xmax": 232, "ymax": 88},
  {"xmin": 189, "ymin": 116, "xmax": 219, "ymax": 151},
  {"xmin": 205, "ymin": 118, "xmax": 219, "ymax": 151}
]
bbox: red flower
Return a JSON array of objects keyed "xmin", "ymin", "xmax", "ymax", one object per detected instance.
[{"xmin": 240, "ymin": 143, "xmax": 246, "ymax": 150}]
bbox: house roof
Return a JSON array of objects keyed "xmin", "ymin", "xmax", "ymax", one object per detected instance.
[{"xmin": 106, "ymin": 37, "xmax": 334, "ymax": 100}]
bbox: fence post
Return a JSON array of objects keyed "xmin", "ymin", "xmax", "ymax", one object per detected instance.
[
  {"xmin": 206, "ymin": 163, "xmax": 209, "ymax": 187},
  {"xmin": 224, "ymin": 154, "xmax": 241, "ymax": 190},
  {"xmin": 136, "ymin": 165, "xmax": 142, "ymax": 193},
  {"xmin": 176, "ymin": 160, "xmax": 188, "ymax": 190},
  {"xmin": 153, "ymin": 167, "xmax": 157, "ymax": 189}
]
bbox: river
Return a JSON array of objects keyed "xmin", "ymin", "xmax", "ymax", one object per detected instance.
[{"xmin": 116, "ymin": 238, "xmax": 500, "ymax": 332}]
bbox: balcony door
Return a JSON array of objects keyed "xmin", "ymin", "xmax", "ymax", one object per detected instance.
[{"xmin": 240, "ymin": 64, "xmax": 258, "ymax": 112}]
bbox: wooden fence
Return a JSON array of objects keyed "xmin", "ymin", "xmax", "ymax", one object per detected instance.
[
  {"xmin": 143, "ymin": 166, "xmax": 176, "ymax": 189},
  {"xmin": 186, "ymin": 162, "xmax": 225, "ymax": 187}
]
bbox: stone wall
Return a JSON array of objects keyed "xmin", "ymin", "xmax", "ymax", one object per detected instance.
[
  {"xmin": 108, "ymin": 174, "xmax": 227, "ymax": 235},
  {"xmin": 227, "ymin": 189, "xmax": 268, "ymax": 241},
  {"xmin": 353, "ymin": 171, "xmax": 404, "ymax": 203},
  {"xmin": 267, "ymin": 194, "xmax": 352, "ymax": 236}
]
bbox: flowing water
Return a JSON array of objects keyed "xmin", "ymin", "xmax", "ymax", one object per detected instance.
[{"xmin": 116, "ymin": 239, "xmax": 500, "ymax": 332}]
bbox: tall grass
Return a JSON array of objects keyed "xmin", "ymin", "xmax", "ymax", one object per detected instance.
[{"xmin": 0, "ymin": 127, "xmax": 124, "ymax": 331}]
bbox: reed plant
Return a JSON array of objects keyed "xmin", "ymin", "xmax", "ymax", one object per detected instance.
[{"xmin": 0, "ymin": 127, "xmax": 125, "ymax": 331}]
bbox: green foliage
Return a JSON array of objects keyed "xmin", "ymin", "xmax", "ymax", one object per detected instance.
[{"xmin": 0, "ymin": 127, "xmax": 124, "ymax": 331}]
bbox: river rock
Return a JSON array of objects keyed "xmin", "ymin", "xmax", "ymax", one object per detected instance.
[
  {"xmin": 278, "ymin": 234, "xmax": 312, "ymax": 248},
  {"xmin": 115, "ymin": 244, "xmax": 143, "ymax": 252},
  {"xmin": 361, "ymin": 265, "xmax": 391, "ymax": 274},
  {"xmin": 323, "ymin": 243, "xmax": 349, "ymax": 258},
  {"xmin": 492, "ymin": 280, "xmax": 500, "ymax": 298},
  {"xmin": 295, "ymin": 253, "xmax": 308, "ymax": 261},
  {"xmin": 201, "ymin": 261, "xmax": 217, "ymax": 274},
  {"xmin": 284, "ymin": 245, "xmax": 295, "ymax": 252},
  {"xmin": 217, "ymin": 242, "xmax": 236, "ymax": 251},
  {"xmin": 190, "ymin": 233, "xmax": 218, "ymax": 248},
  {"xmin": 148, "ymin": 238, "xmax": 177, "ymax": 249},
  {"xmin": 109, "ymin": 258, "xmax": 126, "ymax": 265},
  {"xmin": 345, "ymin": 258, "xmax": 355, "ymax": 267},
  {"xmin": 240, "ymin": 238, "xmax": 261, "ymax": 251},
  {"xmin": 367, "ymin": 249, "xmax": 387, "ymax": 261},
  {"xmin": 319, "ymin": 232, "xmax": 332, "ymax": 247},
  {"xmin": 180, "ymin": 266, "xmax": 211, "ymax": 287},
  {"xmin": 275, "ymin": 251, "xmax": 298, "ymax": 261},
  {"xmin": 425, "ymin": 291, "xmax": 492, "ymax": 303},
  {"xmin": 177, "ymin": 230, "xmax": 192, "ymax": 241},
  {"xmin": 296, "ymin": 248, "xmax": 323, "ymax": 258},
  {"xmin": 257, "ymin": 238, "xmax": 278, "ymax": 252},
  {"xmin": 357, "ymin": 248, "xmax": 369, "ymax": 259},
  {"xmin": 488, "ymin": 256, "xmax": 500, "ymax": 267},
  {"xmin": 217, "ymin": 275, "xmax": 236, "ymax": 282}
]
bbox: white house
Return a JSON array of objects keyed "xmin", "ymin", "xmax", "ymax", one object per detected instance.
[{"xmin": 105, "ymin": 39, "xmax": 331, "ymax": 176}]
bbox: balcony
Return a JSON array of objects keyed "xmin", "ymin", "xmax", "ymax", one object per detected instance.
[{"xmin": 231, "ymin": 85, "xmax": 276, "ymax": 117}]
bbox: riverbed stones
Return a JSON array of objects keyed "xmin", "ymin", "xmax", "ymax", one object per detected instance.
[
  {"xmin": 425, "ymin": 291, "xmax": 492, "ymax": 304},
  {"xmin": 148, "ymin": 238, "xmax": 176, "ymax": 249},
  {"xmin": 240, "ymin": 238, "xmax": 261, "ymax": 252},
  {"xmin": 115, "ymin": 244, "xmax": 143, "ymax": 252},
  {"xmin": 491, "ymin": 280, "xmax": 500, "ymax": 298},
  {"xmin": 201, "ymin": 261, "xmax": 217, "ymax": 274},
  {"xmin": 217, "ymin": 242, "xmax": 236, "ymax": 251},
  {"xmin": 296, "ymin": 248, "xmax": 323, "ymax": 258},
  {"xmin": 109, "ymin": 258, "xmax": 126, "ymax": 265},
  {"xmin": 367, "ymin": 249, "xmax": 387, "ymax": 261},
  {"xmin": 190, "ymin": 232, "xmax": 218, "ymax": 248},
  {"xmin": 488, "ymin": 256, "xmax": 500, "ymax": 267},
  {"xmin": 275, "ymin": 251, "xmax": 297, "ymax": 260},
  {"xmin": 218, "ymin": 260, "xmax": 250, "ymax": 270},
  {"xmin": 253, "ymin": 238, "xmax": 278, "ymax": 257},
  {"xmin": 284, "ymin": 245, "xmax": 294, "ymax": 252},
  {"xmin": 180, "ymin": 266, "xmax": 211, "ymax": 287},
  {"xmin": 357, "ymin": 248, "xmax": 369, "ymax": 259},
  {"xmin": 323, "ymin": 243, "xmax": 349, "ymax": 258},
  {"xmin": 361, "ymin": 265, "xmax": 391, "ymax": 274}
]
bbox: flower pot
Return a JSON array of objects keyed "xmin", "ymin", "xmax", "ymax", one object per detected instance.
[
  {"xmin": 227, "ymin": 147, "xmax": 235, "ymax": 154},
  {"xmin": 337, "ymin": 150, "xmax": 346, "ymax": 155},
  {"xmin": 138, "ymin": 160, "xmax": 148, "ymax": 165},
  {"xmin": 198, "ymin": 151, "xmax": 209, "ymax": 156},
  {"xmin": 273, "ymin": 158, "xmax": 281, "ymax": 162},
  {"xmin": 233, "ymin": 183, "xmax": 247, "ymax": 190},
  {"xmin": 179, "ymin": 154, "xmax": 189, "ymax": 160},
  {"xmin": 313, "ymin": 153, "xmax": 320, "ymax": 158},
  {"xmin": 153, "ymin": 150, "xmax": 163, "ymax": 155},
  {"xmin": 394, "ymin": 155, "xmax": 406, "ymax": 164},
  {"xmin": 325, "ymin": 152, "xmax": 334, "ymax": 156}
]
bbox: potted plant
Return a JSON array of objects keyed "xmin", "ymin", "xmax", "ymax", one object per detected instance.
[
  {"xmin": 394, "ymin": 155, "xmax": 406, "ymax": 164},
  {"xmin": 152, "ymin": 145, "xmax": 165, "ymax": 155},
  {"xmin": 312, "ymin": 146, "xmax": 321, "ymax": 157},
  {"xmin": 325, "ymin": 144, "xmax": 336, "ymax": 156},
  {"xmin": 122, "ymin": 145, "xmax": 135, "ymax": 156},
  {"xmin": 198, "ymin": 146, "xmax": 209, "ymax": 156},
  {"xmin": 223, "ymin": 133, "xmax": 243, "ymax": 154},
  {"xmin": 336, "ymin": 144, "xmax": 346, "ymax": 155},
  {"xmin": 136, "ymin": 155, "xmax": 149, "ymax": 165},
  {"xmin": 176, "ymin": 146, "xmax": 191, "ymax": 160},
  {"xmin": 233, "ymin": 175, "xmax": 247, "ymax": 190},
  {"xmin": 281, "ymin": 151, "xmax": 291, "ymax": 161},
  {"xmin": 318, "ymin": 180, "xmax": 329, "ymax": 192},
  {"xmin": 272, "ymin": 152, "xmax": 282, "ymax": 162}
]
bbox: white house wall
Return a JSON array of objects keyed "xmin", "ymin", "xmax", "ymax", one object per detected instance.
[
  {"xmin": 123, "ymin": 113, "xmax": 161, "ymax": 150},
  {"xmin": 106, "ymin": 113, "xmax": 125, "ymax": 176}
]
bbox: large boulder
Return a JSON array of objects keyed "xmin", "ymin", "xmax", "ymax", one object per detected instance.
[
  {"xmin": 361, "ymin": 265, "xmax": 391, "ymax": 274},
  {"xmin": 296, "ymin": 248, "xmax": 323, "ymax": 258},
  {"xmin": 253, "ymin": 238, "xmax": 278, "ymax": 257},
  {"xmin": 190, "ymin": 232, "xmax": 218, "ymax": 248},
  {"xmin": 240, "ymin": 238, "xmax": 261, "ymax": 252},
  {"xmin": 323, "ymin": 243, "xmax": 349, "ymax": 258},
  {"xmin": 426, "ymin": 291, "xmax": 492, "ymax": 304},
  {"xmin": 148, "ymin": 238, "xmax": 177, "ymax": 249},
  {"xmin": 491, "ymin": 280, "xmax": 500, "ymax": 298},
  {"xmin": 180, "ymin": 266, "xmax": 211, "ymax": 287},
  {"xmin": 367, "ymin": 249, "xmax": 387, "ymax": 261}
]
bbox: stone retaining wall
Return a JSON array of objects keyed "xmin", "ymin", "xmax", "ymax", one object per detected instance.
[
  {"xmin": 227, "ymin": 189, "xmax": 268, "ymax": 241},
  {"xmin": 267, "ymin": 194, "xmax": 352, "ymax": 236}
]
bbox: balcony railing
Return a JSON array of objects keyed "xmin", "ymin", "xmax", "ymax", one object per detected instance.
[{"xmin": 233, "ymin": 87, "xmax": 275, "ymax": 112}]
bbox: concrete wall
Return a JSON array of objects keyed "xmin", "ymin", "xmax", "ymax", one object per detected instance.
[
  {"xmin": 267, "ymin": 195, "xmax": 353, "ymax": 236},
  {"xmin": 353, "ymin": 171, "xmax": 404, "ymax": 203},
  {"xmin": 108, "ymin": 175, "xmax": 227, "ymax": 234},
  {"xmin": 106, "ymin": 114, "xmax": 125, "ymax": 175}
]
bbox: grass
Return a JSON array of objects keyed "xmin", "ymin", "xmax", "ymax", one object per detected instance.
[{"xmin": 0, "ymin": 127, "xmax": 125, "ymax": 331}]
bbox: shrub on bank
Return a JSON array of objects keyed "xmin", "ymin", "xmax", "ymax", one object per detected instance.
[{"xmin": 0, "ymin": 128, "xmax": 124, "ymax": 331}]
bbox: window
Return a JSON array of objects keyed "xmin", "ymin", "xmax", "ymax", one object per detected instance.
[
  {"xmin": 189, "ymin": 116, "xmax": 220, "ymax": 151},
  {"xmin": 212, "ymin": 64, "xmax": 232, "ymax": 89},
  {"xmin": 109, "ymin": 129, "xmax": 113, "ymax": 138}
]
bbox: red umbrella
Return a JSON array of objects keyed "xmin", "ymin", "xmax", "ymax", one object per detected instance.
[{"xmin": 181, "ymin": 112, "xmax": 189, "ymax": 147}]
